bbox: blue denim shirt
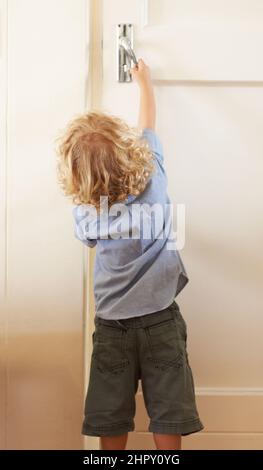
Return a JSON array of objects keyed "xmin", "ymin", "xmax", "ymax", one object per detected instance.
[{"xmin": 73, "ymin": 128, "xmax": 189, "ymax": 320}]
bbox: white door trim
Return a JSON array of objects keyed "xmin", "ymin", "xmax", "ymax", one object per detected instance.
[
  {"xmin": 196, "ymin": 387, "xmax": 263, "ymax": 396},
  {"xmin": 83, "ymin": 0, "xmax": 103, "ymax": 451}
]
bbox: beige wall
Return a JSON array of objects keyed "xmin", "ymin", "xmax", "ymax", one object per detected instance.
[{"xmin": 0, "ymin": 0, "xmax": 89, "ymax": 449}]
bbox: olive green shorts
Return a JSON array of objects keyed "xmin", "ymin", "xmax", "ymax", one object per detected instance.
[{"xmin": 82, "ymin": 301, "xmax": 204, "ymax": 437}]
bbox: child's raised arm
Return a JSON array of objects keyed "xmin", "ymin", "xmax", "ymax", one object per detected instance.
[{"xmin": 131, "ymin": 59, "xmax": 156, "ymax": 131}]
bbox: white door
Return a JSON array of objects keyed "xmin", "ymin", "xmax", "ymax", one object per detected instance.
[{"xmin": 85, "ymin": 0, "xmax": 263, "ymax": 450}]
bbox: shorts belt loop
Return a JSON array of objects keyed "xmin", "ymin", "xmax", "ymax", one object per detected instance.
[
  {"xmin": 116, "ymin": 320, "xmax": 128, "ymax": 331},
  {"xmin": 139, "ymin": 315, "xmax": 145, "ymax": 328}
]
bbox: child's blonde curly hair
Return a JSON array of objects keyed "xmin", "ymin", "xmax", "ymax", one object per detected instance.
[{"xmin": 55, "ymin": 111, "xmax": 155, "ymax": 210}]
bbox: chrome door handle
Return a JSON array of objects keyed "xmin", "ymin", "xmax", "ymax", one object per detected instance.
[
  {"xmin": 117, "ymin": 24, "xmax": 137, "ymax": 82},
  {"xmin": 119, "ymin": 36, "xmax": 138, "ymax": 67}
]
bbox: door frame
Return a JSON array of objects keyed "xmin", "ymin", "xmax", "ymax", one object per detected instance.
[
  {"xmin": 83, "ymin": 0, "xmax": 103, "ymax": 451},
  {"xmin": 0, "ymin": 0, "xmax": 8, "ymax": 450},
  {"xmin": 0, "ymin": 0, "xmax": 8, "ymax": 303}
]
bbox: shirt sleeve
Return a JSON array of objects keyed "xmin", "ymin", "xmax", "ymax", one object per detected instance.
[
  {"xmin": 141, "ymin": 128, "xmax": 164, "ymax": 165},
  {"xmin": 72, "ymin": 205, "xmax": 97, "ymax": 248}
]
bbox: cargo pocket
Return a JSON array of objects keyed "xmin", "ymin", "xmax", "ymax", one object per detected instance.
[
  {"xmin": 145, "ymin": 319, "xmax": 185, "ymax": 371},
  {"xmin": 94, "ymin": 323, "xmax": 130, "ymax": 375}
]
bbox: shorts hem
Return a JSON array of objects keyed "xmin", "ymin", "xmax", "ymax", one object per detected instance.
[
  {"xmin": 81, "ymin": 420, "xmax": 135, "ymax": 437},
  {"xmin": 149, "ymin": 418, "xmax": 204, "ymax": 436}
]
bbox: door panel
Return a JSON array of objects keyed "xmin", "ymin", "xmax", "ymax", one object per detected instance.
[
  {"xmin": 100, "ymin": 0, "xmax": 263, "ymax": 449},
  {"xmin": 139, "ymin": 0, "xmax": 263, "ymax": 81}
]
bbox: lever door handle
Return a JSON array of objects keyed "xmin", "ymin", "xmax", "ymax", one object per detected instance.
[
  {"xmin": 119, "ymin": 36, "xmax": 138, "ymax": 67},
  {"xmin": 117, "ymin": 24, "xmax": 137, "ymax": 82}
]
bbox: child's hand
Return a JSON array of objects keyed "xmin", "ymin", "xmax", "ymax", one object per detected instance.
[{"xmin": 131, "ymin": 59, "xmax": 152, "ymax": 88}]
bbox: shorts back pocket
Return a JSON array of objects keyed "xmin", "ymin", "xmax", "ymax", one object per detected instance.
[
  {"xmin": 93, "ymin": 324, "xmax": 130, "ymax": 375},
  {"xmin": 145, "ymin": 319, "xmax": 186, "ymax": 371}
]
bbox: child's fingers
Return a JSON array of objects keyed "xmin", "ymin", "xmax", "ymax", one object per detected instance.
[
  {"xmin": 130, "ymin": 64, "xmax": 138, "ymax": 75},
  {"xmin": 138, "ymin": 58, "xmax": 147, "ymax": 69},
  {"xmin": 130, "ymin": 59, "xmax": 145, "ymax": 75}
]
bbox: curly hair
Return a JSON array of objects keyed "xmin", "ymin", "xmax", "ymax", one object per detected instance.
[{"xmin": 55, "ymin": 111, "xmax": 155, "ymax": 211}]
